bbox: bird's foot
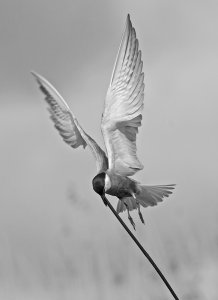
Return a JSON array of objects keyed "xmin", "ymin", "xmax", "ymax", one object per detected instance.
[
  {"xmin": 138, "ymin": 210, "xmax": 145, "ymax": 224},
  {"xmin": 128, "ymin": 215, "xmax": 136, "ymax": 230},
  {"xmin": 125, "ymin": 203, "xmax": 136, "ymax": 230},
  {"xmin": 137, "ymin": 203, "xmax": 145, "ymax": 224}
]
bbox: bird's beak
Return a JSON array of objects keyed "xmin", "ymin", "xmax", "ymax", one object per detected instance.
[{"xmin": 101, "ymin": 192, "xmax": 108, "ymax": 206}]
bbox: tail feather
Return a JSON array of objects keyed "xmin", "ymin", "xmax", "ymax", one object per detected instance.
[
  {"xmin": 137, "ymin": 184, "xmax": 175, "ymax": 208},
  {"xmin": 116, "ymin": 184, "xmax": 175, "ymax": 213}
]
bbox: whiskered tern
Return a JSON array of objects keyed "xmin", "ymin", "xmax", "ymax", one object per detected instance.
[{"xmin": 32, "ymin": 14, "xmax": 175, "ymax": 229}]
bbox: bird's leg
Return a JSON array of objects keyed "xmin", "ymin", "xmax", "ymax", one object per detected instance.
[
  {"xmin": 124, "ymin": 203, "xmax": 136, "ymax": 230},
  {"xmin": 137, "ymin": 203, "xmax": 145, "ymax": 224},
  {"xmin": 131, "ymin": 193, "xmax": 145, "ymax": 224}
]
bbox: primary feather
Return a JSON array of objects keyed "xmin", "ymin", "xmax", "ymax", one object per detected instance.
[
  {"xmin": 102, "ymin": 14, "xmax": 144, "ymax": 176},
  {"xmin": 31, "ymin": 71, "xmax": 108, "ymax": 173}
]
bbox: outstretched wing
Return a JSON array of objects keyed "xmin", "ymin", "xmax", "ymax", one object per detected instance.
[
  {"xmin": 101, "ymin": 14, "xmax": 144, "ymax": 176},
  {"xmin": 32, "ymin": 72, "xmax": 108, "ymax": 173}
]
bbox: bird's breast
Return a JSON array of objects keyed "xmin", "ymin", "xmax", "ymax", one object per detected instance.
[
  {"xmin": 105, "ymin": 174, "xmax": 112, "ymax": 192},
  {"xmin": 105, "ymin": 173, "xmax": 137, "ymax": 198}
]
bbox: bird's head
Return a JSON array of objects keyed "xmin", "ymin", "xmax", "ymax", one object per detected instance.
[
  {"xmin": 92, "ymin": 172, "xmax": 106, "ymax": 195},
  {"xmin": 92, "ymin": 172, "xmax": 108, "ymax": 205}
]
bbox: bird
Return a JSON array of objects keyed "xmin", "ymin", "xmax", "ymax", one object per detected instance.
[{"xmin": 31, "ymin": 14, "xmax": 175, "ymax": 230}]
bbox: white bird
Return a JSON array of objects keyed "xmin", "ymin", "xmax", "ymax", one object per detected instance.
[{"xmin": 31, "ymin": 14, "xmax": 175, "ymax": 230}]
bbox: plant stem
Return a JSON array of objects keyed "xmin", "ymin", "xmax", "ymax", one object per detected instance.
[{"xmin": 105, "ymin": 197, "xmax": 179, "ymax": 300}]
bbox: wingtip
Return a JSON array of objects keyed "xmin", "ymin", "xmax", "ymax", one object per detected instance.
[
  {"xmin": 30, "ymin": 70, "xmax": 38, "ymax": 77},
  {"xmin": 126, "ymin": 13, "xmax": 131, "ymax": 27},
  {"xmin": 30, "ymin": 70, "xmax": 41, "ymax": 84},
  {"xmin": 30, "ymin": 70, "xmax": 36, "ymax": 78},
  {"xmin": 30, "ymin": 71, "xmax": 49, "ymax": 88}
]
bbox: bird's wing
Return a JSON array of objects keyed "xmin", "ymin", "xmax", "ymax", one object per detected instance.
[
  {"xmin": 101, "ymin": 14, "xmax": 144, "ymax": 176},
  {"xmin": 32, "ymin": 72, "xmax": 108, "ymax": 173}
]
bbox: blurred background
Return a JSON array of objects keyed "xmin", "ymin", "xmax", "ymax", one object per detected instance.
[{"xmin": 0, "ymin": 0, "xmax": 218, "ymax": 299}]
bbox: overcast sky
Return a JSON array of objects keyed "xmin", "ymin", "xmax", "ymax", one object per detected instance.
[{"xmin": 0, "ymin": 0, "xmax": 218, "ymax": 294}]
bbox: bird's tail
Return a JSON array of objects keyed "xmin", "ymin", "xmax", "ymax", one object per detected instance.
[{"xmin": 116, "ymin": 184, "xmax": 176, "ymax": 213}]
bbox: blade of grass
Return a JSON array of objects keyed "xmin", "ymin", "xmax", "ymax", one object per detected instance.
[{"xmin": 104, "ymin": 197, "xmax": 179, "ymax": 300}]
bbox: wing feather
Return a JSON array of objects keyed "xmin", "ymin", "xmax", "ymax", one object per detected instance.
[
  {"xmin": 101, "ymin": 14, "xmax": 145, "ymax": 176},
  {"xmin": 32, "ymin": 71, "xmax": 108, "ymax": 173}
]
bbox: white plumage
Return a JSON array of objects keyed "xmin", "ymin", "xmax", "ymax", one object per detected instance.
[
  {"xmin": 102, "ymin": 15, "xmax": 144, "ymax": 176},
  {"xmin": 32, "ymin": 14, "xmax": 175, "ymax": 229}
]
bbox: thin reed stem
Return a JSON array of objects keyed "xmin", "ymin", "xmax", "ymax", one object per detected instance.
[{"xmin": 104, "ymin": 197, "xmax": 179, "ymax": 300}]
